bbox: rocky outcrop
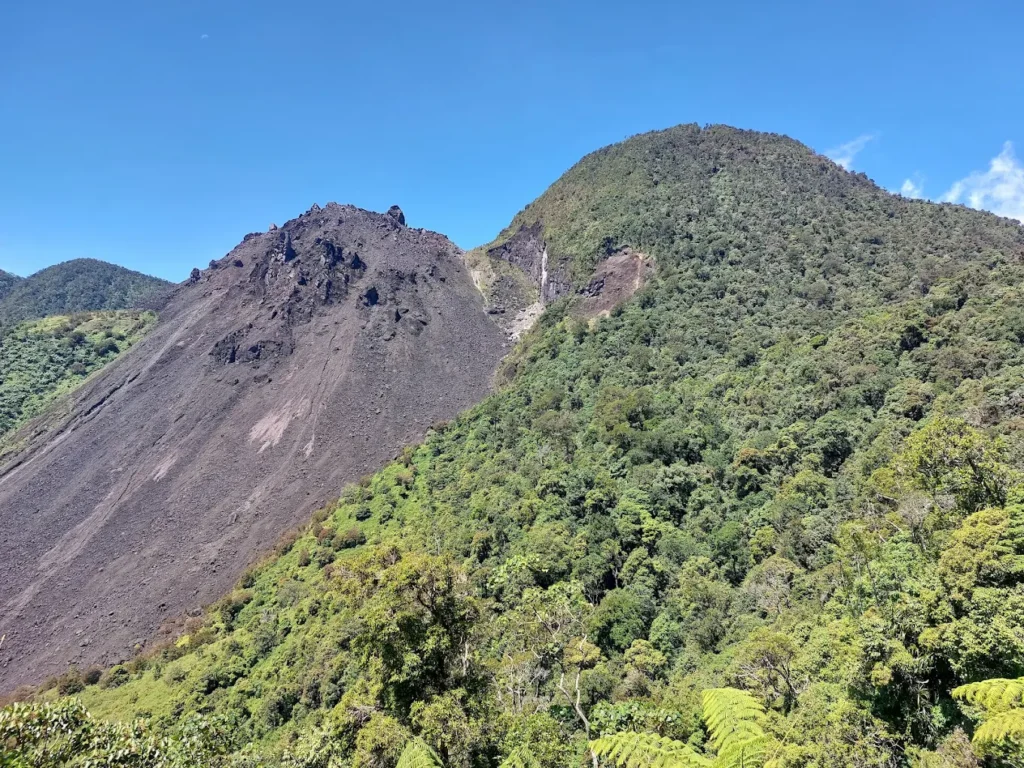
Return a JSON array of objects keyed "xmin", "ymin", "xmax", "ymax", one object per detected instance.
[
  {"xmin": 575, "ymin": 248, "xmax": 653, "ymax": 318},
  {"xmin": 483, "ymin": 225, "xmax": 650, "ymax": 333},
  {"xmin": 487, "ymin": 222, "xmax": 570, "ymax": 304},
  {"xmin": 386, "ymin": 205, "xmax": 406, "ymax": 226},
  {"xmin": 0, "ymin": 204, "xmax": 507, "ymax": 691}
]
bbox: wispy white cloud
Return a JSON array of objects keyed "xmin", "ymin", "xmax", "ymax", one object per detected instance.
[
  {"xmin": 825, "ymin": 134, "xmax": 877, "ymax": 170},
  {"xmin": 200, "ymin": 33, "xmax": 209, "ymax": 40},
  {"xmin": 941, "ymin": 142, "xmax": 1024, "ymax": 222},
  {"xmin": 900, "ymin": 177, "xmax": 924, "ymax": 199}
]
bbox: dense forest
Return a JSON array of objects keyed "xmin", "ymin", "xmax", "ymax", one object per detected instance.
[
  {"xmin": 0, "ymin": 311, "xmax": 156, "ymax": 439},
  {"xmin": 6, "ymin": 125, "xmax": 1024, "ymax": 767},
  {"xmin": 0, "ymin": 269, "xmax": 20, "ymax": 300},
  {"xmin": 0, "ymin": 258, "xmax": 171, "ymax": 328}
]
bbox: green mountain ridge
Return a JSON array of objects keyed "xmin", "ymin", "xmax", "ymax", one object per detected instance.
[
  {"xmin": 0, "ymin": 258, "xmax": 172, "ymax": 328},
  {"xmin": 7, "ymin": 124, "xmax": 1024, "ymax": 767}
]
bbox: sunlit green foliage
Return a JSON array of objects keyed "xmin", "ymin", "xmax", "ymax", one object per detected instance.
[
  {"xmin": 396, "ymin": 739, "xmax": 445, "ymax": 768},
  {"xmin": 591, "ymin": 687, "xmax": 771, "ymax": 768},
  {"xmin": 590, "ymin": 732, "xmax": 709, "ymax": 768},
  {"xmin": 0, "ymin": 699, "xmax": 244, "ymax": 767},
  {"xmin": 0, "ymin": 310, "xmax": 156, "ymax": 436},
  {"xmin": 497, "ymin": 746, "xmax": 541, "ymax": 768},
  {"xmin": 701, "ymin": 688, "xmax": 768, "ymax": 765},
  {"xmin": 954, "ymin": 677, "xmax": 1024, "ymax": 763}
]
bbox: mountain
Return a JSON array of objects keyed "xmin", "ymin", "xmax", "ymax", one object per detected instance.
[
  {"xmin": 0, "ymin": 258, "xmax": 171, "ymax": 327},
  {"xmin": 0, "ymin": 310, "xmax": 156, "ymax": 439},
  {"xmin": 0, "ymin": 204, "xmax": 508, "ymax": 690},
  {"xmin": 7, "ymin": 125, "xmax": 1024, "ymax": 767},
  {"xmin": 0, "ymin": 269, "xmax": 21, "ymax": 300}
]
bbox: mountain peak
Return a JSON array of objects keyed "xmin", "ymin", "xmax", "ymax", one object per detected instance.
[
  {"xmin": 486, "ymin": 121, "xmax": 1023, "ymax": 294},
  {"xmin": 0, "ymin": 203, "xmax": 507, "ymax": 689}
]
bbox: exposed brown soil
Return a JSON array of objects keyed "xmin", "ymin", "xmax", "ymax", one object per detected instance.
[
  {"xmin": 575, "ymin": 248, "xmax": 653, "ymax": 317},
  {"xmin": 0, "ymin": 204, "xmax": 507, "ymax": 690}
]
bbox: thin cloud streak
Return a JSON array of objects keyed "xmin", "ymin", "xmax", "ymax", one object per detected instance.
[
  {"xmin": 941, "ymin": 142, "xmax": 1024, "ymax": 223},
  {"xmin": 825, "ymin": 134, "xmax": 877, "ymax": 170},
  {"xmin": 900, "ymin": 178, "xmax": 924, "ymax": 199}
]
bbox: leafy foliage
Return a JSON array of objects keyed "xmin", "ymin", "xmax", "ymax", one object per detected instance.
[
  {"xmin": 497, "ymin": 746, "xmax": 542, "ymax": 768},
  {"xmin": 0, "ymin": 699, "xmax": 232, "ymax": 767},
  {"xmin": 969, "ymin": 711, "xmax": 1024, "ymax": 752},
  {"xmin": 396, "ymin": 739, "xmax": 445, "ymax": 768},
  {"xmin": 590, "ymin": 732, "xmax": 710, "ymax": 768},
  {"xmin": 955, "ymin": 678, "xmax": 1024, "ymax": 713},
  {"xmin": 954, "ymin": 677, "xmax": 1024, "ymax": 760},
  {"xmin": 0, "ymin": 258, "xmax": 170, "ymax": 328},
  {"xmin": 701, "ymin": 688, "xmax": 767, "ymax": 761},
  {"xmin": 591, "ymin": 687, "xmax": 771, "ymax": 768},
  {"xmin": 0, "ymin": 311, "xmax": 156, "ymax": 437}
]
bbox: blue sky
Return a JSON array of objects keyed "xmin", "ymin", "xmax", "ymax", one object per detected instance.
[{"xmin": 1, "ymin": 0, "xmax": 1022, "ymax": 281}]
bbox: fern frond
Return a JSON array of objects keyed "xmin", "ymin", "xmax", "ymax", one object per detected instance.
[
  {"xmin": 590, "ymin": 731, "xmax": 712, "ymax": 768},
  {"xmin": 953, "ymin": 677, "xmax": 1024, "ymax": 712},
  {"xmin": 701, "ymin": 688, "xmax": 766, "ymax": 756},
  {"xmin": 713, "ymin": 735, "xmax": 771, "ymax": 768},
  {"xmin": 500, "ymin": 745, "xmax": 542, "ymax": 768},
  {"xmin": 397, "ymin": 737, "xmax": 444, "ymax": 768},
  {"xmin": 971, "ymin": 710, "xmax": 1024, "ymax": 747}
]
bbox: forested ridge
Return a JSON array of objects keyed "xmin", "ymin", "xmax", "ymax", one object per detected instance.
[
  {"xmin": 6, "ymin": 124, "xmax": 1024, "ymax": 767},
  {"xmin": 0, "ymin": 258, "xmax": 171, "ymax": 328},
  {"xmin": 0, "ymin": 270, "xmax": 20, "ymax": 300}
]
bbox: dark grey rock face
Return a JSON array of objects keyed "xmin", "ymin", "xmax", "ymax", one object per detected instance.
[{"xmin": 487, "ymin": 222, "xmax": 571, "ymax": 304}]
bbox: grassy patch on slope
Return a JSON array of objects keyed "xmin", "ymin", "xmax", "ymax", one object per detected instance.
[{"xmin": 0, "ymin": 310, "xmax": 157, "ymax": 437}]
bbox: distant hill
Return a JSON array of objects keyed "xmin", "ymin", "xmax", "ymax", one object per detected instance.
[
  {"xmin": 0, "ymin": 258, "xmax": 172, "ymax": 327},
  {"xmin": 0, "ymin": 269, "xmax": 21, "ymax": 300}
]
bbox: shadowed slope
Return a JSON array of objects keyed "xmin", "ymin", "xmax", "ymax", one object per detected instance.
[{"xmin": 0, "ymin": 269, "xmax": 21, "ymax": 300}]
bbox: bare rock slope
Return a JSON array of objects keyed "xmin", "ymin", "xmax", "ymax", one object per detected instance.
[{"xmin": 0, "ymin": 204, "xmax": 507, "ymax": 690}]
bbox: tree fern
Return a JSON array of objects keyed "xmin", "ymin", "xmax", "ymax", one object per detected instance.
[
  {"xmin": 499, "ymin": 746, "xmax": 542, "ymax": 768},
  {"xmin": 971, "ymin": 710, "xmax": 1024, "ymax": 748},
  {"xmin": 714, "ymin": 735, "xmax": 773, "ymax": 768},
  {"xmin": 701, "ymin": 688, "xmax": 766, "ymax": 758},
  {"xmin": 953, "ymin": 677, "xmax": 1024, "ymax": 712},
  {"xmin": 397, "ymin": 738, "xmax": 444, "ymax": 768},
  {"xmin": 953, "ymin": 676, "xmax": 1024, "ymax": 753},
  {"xmin": 589, "ymin": 688, "xmax": 775, "ymax": 768},
  {"xmin": 590, "ymin": 731, "xmax": 712, "ymax": 768}
]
